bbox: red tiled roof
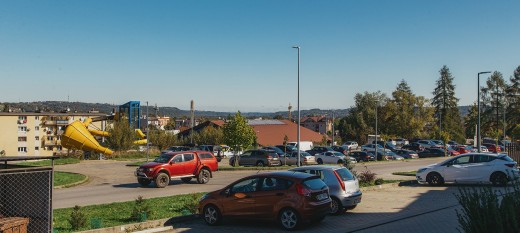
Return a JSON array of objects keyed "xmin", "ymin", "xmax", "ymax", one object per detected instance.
[
  {"xmin": 301, "ymin": 116, "xmax": 327, "ymax": 123},
  {"xmin": 210, "ymin": 120, "xmax": 225, "ymax": 127},
  {"xmin": 251, "ymin": 120, "xmax": 328, "ymax": 146}
]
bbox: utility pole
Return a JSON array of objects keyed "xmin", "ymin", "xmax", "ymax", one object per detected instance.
[{"xmin": 190, "ymin": 100, "xmax": 195, "ymax": 144}]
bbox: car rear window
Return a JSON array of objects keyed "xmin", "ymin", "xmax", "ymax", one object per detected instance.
[
  {"xmin": 335, "ymin": 168, "xmax": 355, "ymax": 181},
  {"xmin": 302, "ymin": 177, "xmax": 327, "ymax": 190},
  {"xmin": 199, "ymin": 153, "xmax": 214, "ymax": 159}
]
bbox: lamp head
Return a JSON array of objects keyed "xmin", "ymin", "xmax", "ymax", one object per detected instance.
[
  {"xmin": 292, "ymin": 46, "xmax": 300, "ymax": 49},
  {"xmin": 478, "ymin": 71, "xmax": 492, "ymax": 75}
]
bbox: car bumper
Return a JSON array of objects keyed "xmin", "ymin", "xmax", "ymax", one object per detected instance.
[
  {"xmin": 301, "ymin": 199, "xmax": 331, "ymax": 221},
  {"xmin": 339, "ymin": 192, "xmax": 362, "ymax": 207},
  {"xmin": 416, "ymin": 174, "xmax": 427, "ymax": 184},
  {"xmin": 268, "ymin": 160, "xmax": 282, "ymax": 166},
  {"xmin": 134, "ymin": 171, "xmax": 152, "ymax": 179}
]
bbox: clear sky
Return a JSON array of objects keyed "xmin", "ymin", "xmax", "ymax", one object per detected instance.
[{"xmin": 1, "ymin": 1, "xmax": 519, "ymax": 112}]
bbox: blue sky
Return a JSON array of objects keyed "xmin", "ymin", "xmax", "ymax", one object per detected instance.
[{"xmin": 1, "ymin": 1, "xmax": 519, "ymax": 112}]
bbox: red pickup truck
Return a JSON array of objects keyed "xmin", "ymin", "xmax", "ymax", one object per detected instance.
[{"xmin": 135, "ymin": 150, "xmax": 219, "ymax": 188}]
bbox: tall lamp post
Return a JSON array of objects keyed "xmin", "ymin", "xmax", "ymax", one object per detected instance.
[
  {"xmin": 293, "ymin": 46, "xmax": 301, "ymax": 167},
  {"xmin": 477, "ymin": 71, "xmax": 491, "ymax": 153},
  {"xmin": 375, "ymin": 100, "xmax": 378, "ymax": 160},
  {"xmin": 146, "ymin": 101, "xmax": 149, "ymax": 162}
]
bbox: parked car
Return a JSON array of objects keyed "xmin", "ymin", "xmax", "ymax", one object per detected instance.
[
  {"xmin": 306, "ymin": 146, "xmax": 335, "ymax": 156},
  {"xmin": 447, "ymin": 147, "xmax": 460, "ymax": 156},
  {"xmin": 287, "ymin": 141, "xmax": 314, "ymax": 151},
  {"xmin": 454, "ymin": 145, "xmax": 472, "ymax": 154},
  {"xmin": 275, "ymin": 145, "xmax": 297, "ymax": 154},
  {"xmin": 483, "ymin": 143, "xmax": 502, "ymax": 153},
  {"xmin": 332, "ymin": 145, "xmax": 348, "ymax": 155},
  {"xmin": 342, "ymin": 141, "xmax": 359, "ymax": 150},
  {"xmin": 401, "ymin": 142, "xmax": 425, "ymax": 152},
  {"xmin": 348, "ymin": 151, "xmax": 376, "ymax": 162},
  {"xmin": 290, "ymin": 166, "xmax": 362, "ymax": 215},
  {"xmin": 395, "ymin": 138, "xmax": 409, "ymax": 146},
  {"xmin": 161, "ymin": 146, "xmax": 191, "ymax": 154},
  {"xmin": 198, "ymin": 171, "xmax": 331, "ymax": 230},
  {"xmin": 229, "ymin": 149, "xmax": 282, "ymax": 167},
  {"xmin": 431, "ymin": 140, "xmax": 445, "ymax": 147},
  {"xmin": 384, "ymin": 151, "xmax": 405, "ymax": 160},
  {"xmin": 416, "ymin": 153, "xmax": 519, "ymax": 186},
  {"xmin": 314, "ymin": 151, "xmax": 356, "ymax": 164},
  {"xmin": 361, "ymin": 144, "xmax": 391, "ymax": 153},
  {"xmin": 280, "ymin": 151, "xmax": 317, "ymax": 166},
  {"xmin": 394, "ymin": 149, "xmax": 419, "ymax": 159},
  {"xmin": 135, "ymin": 150, "xmax": 218, "ymax": 188},
  {"xmin": 417, "ymin": 140, "xmax": 439, "ymax": 149},
  {"xmin": 262, "ymin": 146, "xmax": 287, "ymax": 157},
  {"xmin": 418, "ymin": 148, "xmax": 446, "ymax": 158}
]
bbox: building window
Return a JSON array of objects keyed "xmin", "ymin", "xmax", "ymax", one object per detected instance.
[
  {"xmin": 18, "ymin": 137, "xmax": 27, "ymax": 142},
  {"xmin": 18, "ymin": 126, "xmax": 27, "ymax": 132},
  {"xmin": 35, "ymin": 136, "xmax": 40, "ymax": 141},
  {"xmin": 35, "ymin": 116, "xmax": 40, "ymax": 120},
  {"xmin": 35, "ymin": 126, "xmax": 40, "ymax": 131},
  {"xmin": 35, "ymin": 147, "xmax": 39, "ymax": 150},
  {"xmin": 18, "ymin": 116, "xmax": 27, "ymax": 120},
  {"xmin": 18, "ymin": 147, "xmax": 27, "ymax": 152}
]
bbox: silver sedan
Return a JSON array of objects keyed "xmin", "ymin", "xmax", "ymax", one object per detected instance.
[{"xmin": 280, "ymin": 151, "xmax": 317, "ymax": 166}]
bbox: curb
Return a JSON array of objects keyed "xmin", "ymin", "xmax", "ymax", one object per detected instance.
[{"xmin": 77, "ymin": 215, "xmax": 200, "ymax": 233}]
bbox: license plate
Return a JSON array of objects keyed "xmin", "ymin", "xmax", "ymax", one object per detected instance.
[{"xmin": 316, "ymin": 193, "xmax": 328, "ymax": 201}]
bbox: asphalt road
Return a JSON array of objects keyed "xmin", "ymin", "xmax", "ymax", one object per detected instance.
[{"xmin": 53, "ymin": 157, "xmax": 448, "ymax": 209}]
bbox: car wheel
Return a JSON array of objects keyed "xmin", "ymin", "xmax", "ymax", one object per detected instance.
[
  {"xmin": 137, "ymin": 178, "xmax": 151, "ymax": 186},
  {"xmin": 154, "ymin": 173, "xmax": 170, "ymax": 188},
  {"xmin": 490, "ymin": 172, "xmax": 508, "ymax": 187},
  {"xmin": 279, "ymin": 208, "xmax": 300, "ymax": 230},
  {"xmin": 256, "ymin": 161, "xmax": 265, "ymax": 167},
  {"xmin": 197, "ymin": 169, "xmax": 211, "ymax": 184},
  {"xmin": 317, "ymin": 158, "xmax": 323, "ymax": 164},
  {"xmin": 337, "ymin": 159, "xmax": 343, "ymax": 164},
  {"xmin": 181, "ymin": 177, "xmax": 192, "ymax": 183},
  {"xmin": 203, "ymin": 205, "xmax": 222, "ymax": 226},
  {"xmin": 426, "ymin": 172, "xmax": 444, "ymax": 186},
  {"xmin": 330, "ymin": 197, "xmax": 344, "ymax": 215}
]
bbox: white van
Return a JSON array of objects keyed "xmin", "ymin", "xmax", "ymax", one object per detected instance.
[{"xmin": 287, "ymin": 141, "xmax": 314, "ymax": 151}]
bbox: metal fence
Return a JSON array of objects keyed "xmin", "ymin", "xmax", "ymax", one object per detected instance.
[
  {"xmin": 506, "ymin": 142, "xmax": 520, "ymax": 163},
  {"xmin": 0, "ymin": 165, "xmax": 53, "ymax": 233}
]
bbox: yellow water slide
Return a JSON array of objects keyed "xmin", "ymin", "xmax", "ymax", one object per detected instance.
[{"xmin": 61, "ymin": 120, "xmax": 114, "ymax": 155}]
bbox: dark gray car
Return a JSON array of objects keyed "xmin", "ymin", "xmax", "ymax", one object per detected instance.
[{"xmin": 290, "ymin": 165, "xmax": 362, "ymax": 214}]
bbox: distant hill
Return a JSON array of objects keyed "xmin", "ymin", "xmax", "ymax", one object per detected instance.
[{"xmin": 0, "ymin": 101, "xmax": 471, "ymax": 118}]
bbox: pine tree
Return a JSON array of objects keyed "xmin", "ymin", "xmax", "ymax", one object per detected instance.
[
  {"xmin": 481, "ymin": 71, "xmax": 508, "ymax": 137},
  {"xmin": 431, "ymin": 66, "xmax": 465, "ymax": 142}
]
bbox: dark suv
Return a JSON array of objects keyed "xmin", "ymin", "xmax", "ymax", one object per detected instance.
[
  {"xmin": 229, "ymin": 149, "xmax": 281, "ymax": 167},
  {"xmin": 306, "ymin": 146, "xmax": 334, "ymax": 156}
]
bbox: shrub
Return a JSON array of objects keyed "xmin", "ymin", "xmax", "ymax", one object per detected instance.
[
  {"xmin": 374, "ymin": 178, "xmax": 384, "ymax": 185},
  {"xmin": 169, "ymin": 193, "xmax": 203, "ymax": 215},
  {"xmin": 455, "ymin": 183, "xmax": 520, "ymax": 233},
  {"xmin": 131, "ymin": 196, "xmax": 152, "ymax": 221},
  {"xmin": 357, "ymin": 167, "xmax": 377, "ymax": 185},
  {"xmin": 68, "ymin": 205, "xmax": 87, "ymax": 230}
]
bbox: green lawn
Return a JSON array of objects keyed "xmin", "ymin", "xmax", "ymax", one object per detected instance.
[
  {"xmin": 53, "ymin": 193, "xmax": 204, "ymax": 232},
  {"xmin": 55, "ymin": 171, "xmax": 87, "ymax": 187},
  {"xmin": 18, "ymin": 157, "xmax": 80, "ymax": 166}
]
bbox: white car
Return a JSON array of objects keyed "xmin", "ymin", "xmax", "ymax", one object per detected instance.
[
  {"xmin": 416, "ymin": 153, "xmax": 519, "ymax": 186},
  {"xmin": 315, "ymin": 151, "xmax": 356, "ymax": 165},
  {"xmin": 342, "ymin": 141, "xmax": 359, "ymax": 150}
]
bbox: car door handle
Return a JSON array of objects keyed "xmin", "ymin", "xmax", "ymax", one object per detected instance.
[{"xmin": 276, "ymin": 193, "xmax": 284, "ymax": 196}]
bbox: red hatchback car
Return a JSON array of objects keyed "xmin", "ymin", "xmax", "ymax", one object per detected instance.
[
  {"xmin": 198, "ymin": 171, "xmax": 331, "ymax": 230},
  {"xmin": 483, "ymin": 143, "xmax": 501, "ymax": 153}
]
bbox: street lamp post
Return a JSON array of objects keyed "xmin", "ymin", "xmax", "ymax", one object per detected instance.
[
  {"xmin": 375, "ymin": 101, "xmax": 378, "ymax": 160},
  {"xmin": 293, "ymin": 46, "xmax": 301, "ymax": 167},
  {"xmin": 146, "ymin": 101, "xmax": 149, "ymax": 162},
  {"xmin": 478, "ymin": 71, "xmax": 491, "ymax": 153}
]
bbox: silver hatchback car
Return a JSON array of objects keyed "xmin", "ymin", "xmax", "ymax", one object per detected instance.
[{"xmin": 290, "ymin": 165, "xmax": 362, "ymax": 214}]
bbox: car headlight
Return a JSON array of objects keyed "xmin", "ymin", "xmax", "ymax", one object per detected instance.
[{"xmin": 417, "ymin": 168, "xmax": 427, "ymax": 174}]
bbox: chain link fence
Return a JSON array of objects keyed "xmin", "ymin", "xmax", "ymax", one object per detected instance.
[{"xmin": 0, "ymin": 165, "xmax": 53, "ymax": 233}]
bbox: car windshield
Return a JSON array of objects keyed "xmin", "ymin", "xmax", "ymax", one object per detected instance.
[
  {"xmin": 154, "ymin": 154, "xmax": 173, "ymax": 163},
  {"xmin": 335, "ymin": 168, "xmax": 355, "ymax": 181},
  {"xmin": 332, "ymin": 152, "xmax": 345, "ymax": 157},
  {"xmin": 386, "ymin": 151, "xmax": 397, "ymax": 156}
]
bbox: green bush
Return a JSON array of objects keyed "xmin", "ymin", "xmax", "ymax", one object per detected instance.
[
  {"xmin": 131, "ymin": 196, "xmax": 152, "ymax": 222},
  {"xmin": 455, "ymin": 183, "xmax": 520, "ymax": 233},
  {"xmin": 68, "ymin": 205, "xmax": 87, "ymax": 230},
  {"xmin": 374, "ymin": 178, "xmax": 384, "ymax": 185}
]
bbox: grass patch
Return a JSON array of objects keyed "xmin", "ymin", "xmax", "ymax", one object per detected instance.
[
  {"xmin": 359, "ymin": 179, "xmax": 404, "ymax": 188},
  {"xmin": 53, "ymin": 193, "xmax": 204, "ymax": 233},
  {"xmin": 55, "ymin": 171, "xmax": 87, "ymax": 187},
  {"xmin": 107, "ymin": 151, "xmax": 161, "ymax": 161},
  {"xmin": 392, "ymin": 171, "xmax": 417, "ymax": 176},
  {"xmin": 18, "ymin": 158, "xmax": 80, "ymax": 167}
]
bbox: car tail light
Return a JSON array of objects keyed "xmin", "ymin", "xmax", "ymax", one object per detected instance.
[
  {"xmin": 304, "ymin": 157, "xmax": 308, "ymax": 161},
  {"xmin": 267, "ymin": 155, "xmax": 272, "ymax": 159},
  {"xmin": 333, "ymin": 170, "xmax": 346, "ymax": 191},
  {"xmin": 505, "ymin": 164, "xmax": 516, "ymax": 168},
  {"xmin": 296, "ymin": 184, "xmax": 311, "ymax": 196}
]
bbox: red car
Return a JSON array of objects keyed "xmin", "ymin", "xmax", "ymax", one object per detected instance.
[
  {"xmin": 448, "ymin": 149, "xmax": 460, "ymax": 156},
  {"xmin": 483, "ymin": 143, "xmax": 501, "ymax": 153},
  {"xmin": 455, "ymin": 146, "xmax": 471, "ymax": 154},
  {"xmin": 135, "ymin": 150, "xmax": 218, "ymax": 188}
]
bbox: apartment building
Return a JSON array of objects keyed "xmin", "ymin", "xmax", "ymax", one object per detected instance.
[
  {"xmin": 0, "ymin": 112, "xmax": 106, "ymax": 157},
  {"xmin": 300, "ymin": 116, "xmax": 332, "ymax": 135}
]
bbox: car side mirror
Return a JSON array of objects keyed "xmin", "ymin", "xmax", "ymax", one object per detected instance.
[{"xmin": 224, "ymin": 188, "xmax": 231, "ymax": 196}]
